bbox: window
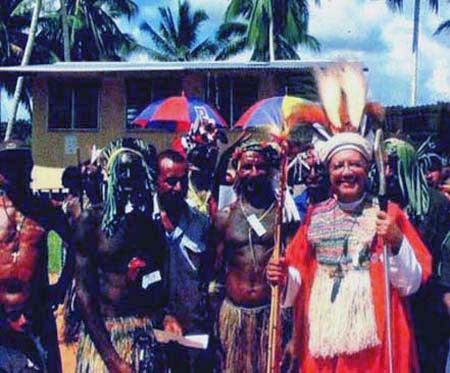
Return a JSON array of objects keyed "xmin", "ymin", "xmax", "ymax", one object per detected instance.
[
  {"xmin": 48, "ymin": 79, "xmax": 100, "ymax": 130},
  {"xmin": 277, "ymin": 71, "xmax": 319, "ymax": 102},
  {"xmin": 204, "ymin": 75, "xmax": 259, "ymax": 126},
  {"xmin": 125, "ymin": 78, "xmax": 182, "ymax": 128}
]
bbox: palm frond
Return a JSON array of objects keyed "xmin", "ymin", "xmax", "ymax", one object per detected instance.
[
  {"xmin": 435, "ymin": 20, "xmax": 450, "ymax": 35},
  {"xmin": 217, "ymin": 21, "xmax": 247, "ymax": 41},
  {"xmin": 215, "ymin": 36, "xmax": 247, "ymax": 60},
  {"xmin": 190, "ymin": 38, "xmax": 217, "ymax": 59},
  {"xmin": 225, "ymin": 0, "xmax": 253, "ymax": 21},
  {"xmin": 140, "ymin": 21, "xmax": 177, "ymax": 57}
]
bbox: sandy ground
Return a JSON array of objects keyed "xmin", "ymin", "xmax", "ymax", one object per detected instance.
[
  {"xmin": 55, "ymin": 305, "xmax": 77, "ymax": 373},
  {"xmin": 49, "ymin": 273, "xmax": 77, "ymax": 373}
]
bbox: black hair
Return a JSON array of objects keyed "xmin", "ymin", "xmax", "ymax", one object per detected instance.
[
  {"xmin": 157, "ymin": 149, "xmax": 186, "ymax": 175},
  {"xmin": 62, "ymin": 166, "xmax": 82, "ymax": 194}
]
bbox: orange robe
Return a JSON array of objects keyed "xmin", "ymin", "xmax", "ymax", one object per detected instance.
[{"xmin": 286, "ymin": 201, "xmax": 432, "ymax": 373}]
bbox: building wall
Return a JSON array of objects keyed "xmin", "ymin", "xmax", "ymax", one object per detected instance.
[
  {"xmin": 32, "ymin": 70, "xmax": 288, "ymax": 169},
  {"xmin": 32, "ymin": 76, "xmax": 176, "ymax": 168}
]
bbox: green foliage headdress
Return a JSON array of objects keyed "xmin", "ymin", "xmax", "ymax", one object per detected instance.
[
  {"xmin": 384, "ymin": 138, "xmax": 430, "ymax": 220},
  {"xmin": 100, "ymin": 137, "xmax": 156, "ymax": 237}
]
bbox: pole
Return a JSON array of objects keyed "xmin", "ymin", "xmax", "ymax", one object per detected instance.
[
  {"xmin": 411, "ymin": 0, "xmax": 421, "ymax": 106},
  {"xmin": 268, "ymin": 0, "xmax": 275, "ymax": 62},
  {"xmin": 374, "ymin": 129, "xmax": 394, "ymax": 373},
  {"xmin": 266, "ymin": 137, "xmax": 288, "ymax": 373}
]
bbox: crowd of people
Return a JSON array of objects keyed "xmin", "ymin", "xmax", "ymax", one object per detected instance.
[{"xmin": 0, "ymin": 63, "xmax": 449, "ymax": 373}]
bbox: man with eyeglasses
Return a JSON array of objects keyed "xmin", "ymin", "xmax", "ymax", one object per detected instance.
[
  {"xmin": 156, "ymin": 149, "xmax": 215, "ymax": 372},
  {"xmin": 0, "ymin": 140, "xmax": 73, "ymax": 373},
  {"xmin": 267, "ymin": 132, "xmax": 432, "ymax": 372},
  {"xmin": 293, "ymin": 145, "xmax": 330, "ymax": 222}
]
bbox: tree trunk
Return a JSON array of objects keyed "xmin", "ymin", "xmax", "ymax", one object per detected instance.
[
  {"xmin": 269, "ymin": 0, "xmax": 275, "ymax": 62},
  {"xmin": 71, "ymin": 0, "xmax": 80, "ymax": 49},
  {"xmin": 60, "ymin": 0, "xmax": 71, "ymax": 62},
  {"xmin": 5, "ymin": 0, "xmax": 43, "ymax": 141},
  {"xmin": 410, "ymin": 0, "xmax": 421, "ymax": 106}
]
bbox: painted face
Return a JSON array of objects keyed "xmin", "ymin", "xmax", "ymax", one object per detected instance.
[
  {"xmin": 236, "ymin": 151, "xmax": 272, "ymax": 195},
  {"xmin": 303, "ymin": 149, "xmax": 327, "ymax": 189},
  {"xmin": 116, "ymin": 152, "xmax": 146, "ymax": 193},
  {"xmin": 157, "ymin": 158, "xmax": 189, "ymax": 204},
  {"xmin": 384, "ymin": 151, "xmax": 405, "ymax": 205},
  {"xmin": 188, "ymin": 144, "xmax": 218, "ymax": 175},
  {"xmin": 328, "ymin": 149, "xmax": 368, "ymax": 203},
  {"xmin": 426, "ymin": 169, "xmax": 442, "ymax": 188},
  {"xmin": 0, "ymin": 152, "xmax": 33, "ymax": 195}
]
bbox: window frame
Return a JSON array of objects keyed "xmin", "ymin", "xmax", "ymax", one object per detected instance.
[
  {"xmin": 47, "ymin": 78, "xmax": 101, "ymax": 132},
  {"xmin": 124, "ymin": 77, "xmax": 182, "ymax": 130}
]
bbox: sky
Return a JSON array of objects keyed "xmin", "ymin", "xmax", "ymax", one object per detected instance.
[
  {"xmin": 2, "ymin": 0, "xmax": 450, "ymax": 121},
  {"xmin": 123, "ymin": 0, "xmax": 450, "ymax": 106}
]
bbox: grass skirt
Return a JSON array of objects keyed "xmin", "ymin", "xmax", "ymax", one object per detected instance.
[
  {"xmin": 219, "ymin": 298, "xmax": 270, "ymax": 373},
  {"xmin": 76, "ymin": 316, "xmax": 152, "ymax": 373}
]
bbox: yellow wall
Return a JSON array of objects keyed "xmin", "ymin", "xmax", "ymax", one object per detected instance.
[
  {"xmin": 32, "ymin": 76, "xmax": 176, "ymax": 168},
  {"xmin": 32, "ymin": 72, "xmax": 278, "ymax": 169}
]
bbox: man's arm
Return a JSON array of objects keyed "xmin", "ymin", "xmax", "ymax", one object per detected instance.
[
  {"xmin": 74, "ymin": 212, "xmax": 131, "ymax": 373},
  {"xmin": 47, "ymin": 205, "xmax": 75, "ymax": 306}
]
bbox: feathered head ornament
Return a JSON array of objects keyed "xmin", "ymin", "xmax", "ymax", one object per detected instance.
[
  {"xmin": 286, "ymin": 61, "xmax": 385, "ymax": 163},
  {"xmin": 231, "ymin": 140, "xmax": 280, "ymax": 170}
]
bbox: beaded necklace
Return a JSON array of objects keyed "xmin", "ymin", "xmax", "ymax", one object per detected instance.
[
  {"xmin": 2, "ymin": 196, "xmax": 27, "ymax": 263},
  {"xmin": 239, "ymin": 197, "xmax": 275, "ymax": 273}
]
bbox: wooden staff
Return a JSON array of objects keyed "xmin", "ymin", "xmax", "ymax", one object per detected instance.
[
  {"xmin": 374, "ymin": 128, "xmax": 394, "ymax": 373},
  {"xmin": 76, "ymin": 147, "xmax": 84, "ymax": 211},
  {"xmin": 267, "ymin": 138, "xmax": 289, "ymax": 373}
]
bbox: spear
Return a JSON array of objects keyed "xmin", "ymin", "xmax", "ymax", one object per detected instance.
[
  {"xmin": 267, "ymin": 122, "xmax": 290, "ymax": 373},
  {"xmin": 374, "ymin": 128, "xmax": 394, "ymax": 373}
]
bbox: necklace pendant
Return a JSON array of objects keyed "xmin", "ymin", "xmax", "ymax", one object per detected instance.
[{"xmin": 12, "ymin": 251, "xmax": 19, "ymax": 263}]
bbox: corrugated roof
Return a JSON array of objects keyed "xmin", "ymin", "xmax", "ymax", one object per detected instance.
[{"xmin": 0, "ymin": 60, "xmax": 366, "ymax": 76}]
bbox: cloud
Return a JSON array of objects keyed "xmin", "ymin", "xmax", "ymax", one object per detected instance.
[
  {"xmin": 299, "ymin": 0, "xmax": 450, "ymax": 106},
  {"xmin": 0, "ymin": 89, "xmax": 30, "ymax": 122}
]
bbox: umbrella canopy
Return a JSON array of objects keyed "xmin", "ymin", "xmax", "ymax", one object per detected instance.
[
  {"xmin": 234, "ymin": 95, "xmax": 326, "ymax": 131},
  {"xmin": 132, "ymin": 95, "xmax": 228, "ymax": 132}
]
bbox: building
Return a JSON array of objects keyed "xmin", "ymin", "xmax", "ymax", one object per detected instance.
[{"xmin": 0, "ymin": 60, "xmax": 348, "ymax": 171}]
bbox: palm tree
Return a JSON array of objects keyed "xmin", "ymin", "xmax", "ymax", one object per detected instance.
[
  {"xmin": 216, "ymin": 0, "xmax": 320, "ymax": 61},
  {"xmin": 0, "ymin": 0, "xmax": 33, "ymax": 66},
  {"xmin": 37, "ymin": 0, "xmax": 140, "ymax": 61},
  {"xmin": 140, "ymin": 0, "xmax": 217, "ymax": 61},
  {"xmin": 5, "ymin": 0, "xmax": 42, "ymax": 141},
  {"xmin": 435, "ymin": 18, "xmax": 450, "ymax": 34},
  {"xmin": 385, "ymin": 0, "xmax": 439, "ymax": 105}
]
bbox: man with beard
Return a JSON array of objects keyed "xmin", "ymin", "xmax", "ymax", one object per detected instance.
[
  {"xmin": 212, "ymin": 141, "xmax": 293, "ymax": 372},
  {"xmin": 74, "ymin": 138, "xmax": 177, "ymax": 373},
  {"xmin": 156, "ymin": 149, "xmax": 215, "ymax": 372},
  {"xmin": 293, "ymin": 145, "xmax": 330, "ymax": 221},
  {"xmin": 0, "ymin": 140, "xmax": 72, "ymax": 372},
  {"xmin": 384, "ymin": 138, "xmax": 450, "ymax": 373}
]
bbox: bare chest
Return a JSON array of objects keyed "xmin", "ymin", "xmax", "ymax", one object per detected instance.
[
  {"xmin": 225, "ymin": 205, "xmax": 276, "ymax": 247},
  {"xmin": 0, "ymin": 206, "xmax": 45, "ymax": 282}
]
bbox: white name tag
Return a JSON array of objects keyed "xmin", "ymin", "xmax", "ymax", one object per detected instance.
[
  {"xmin": 247, "ymin": 214, "xmax": 267, "ymax": 237},
  {"xmin": 142, "ymin": 270, "xmax": 161, "ymax": 289}
]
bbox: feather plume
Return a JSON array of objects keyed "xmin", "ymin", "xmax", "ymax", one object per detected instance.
[
  {"xmin": 365, "ymin": 102, "xmax": 385, "ymax": 122},
  {"xmin": 338, "ymin": 63, "xmax": 367, "ymax": 131},
  {"xmin": 286, "ymin": 102, "xmax": 330, "ymax": 128},
  {"xmin": 314, "ymin": 66, "xmax": 343, "ymax": 133}
]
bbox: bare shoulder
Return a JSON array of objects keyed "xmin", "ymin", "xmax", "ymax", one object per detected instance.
[
  {"xmin": 214, "ymin": 202, "xmax": 238, "ymax": 230},
  {"xmin": 74, "ymin": 204, "xmax": 103, "ymax": 256}
]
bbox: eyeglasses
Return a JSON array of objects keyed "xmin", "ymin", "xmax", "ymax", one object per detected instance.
[
  {"xmin": 5, "ymin": 309, "xmax": 31, "ymax": 322},
  {"xmin": 165, "ymin": 175, "xmax": 188, "ymax": 187}
]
